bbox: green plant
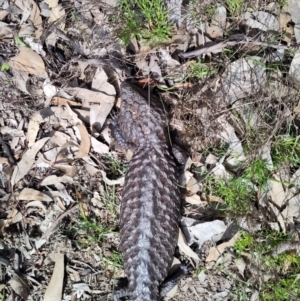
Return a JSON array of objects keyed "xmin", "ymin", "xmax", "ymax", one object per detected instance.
[
  {"xmin": 211, "ymin": 176, "xmax": 254, "ymax": 213},
  {"xmin": 117, "ymin": 0, "xmax": 172, "ymax": 46},
  {"xmin": 234, "ymin": 231, "xmax": 254, "ymax": 256},
  {"xmin": 102, "ymin": 184, "xmax": 118, "ymax": 215},
  {"xmin": 189, "ymin": 60, "xmax": 216, "ymax": 80},
  {"xmin": 104, "ymin": 250, "xmax": 123, "ymax": 268},
  {"xmin": 103, "ymin": 154, "xmax": 127, "ymax": 179},
  {"xmin": 243, "ymin": 158, "xmax": 272, "ymax": 189},
  {"xmin": 1, "ymin": 63, "xmax": 10, "ymax": 72},
  {"xmin": 14, "ymin": 37, "xmax": 26, "ymax": 47},
  {"xmin": 225, "ymin": 0, "xmax": 244, "ymax": 17},
  {"xmin": 272, "ymin": 135, "xmax": 300, "ymax": 167},
  {"xmin": 73, "ymin": 206, "xmax": 117, "ymax": 245}
]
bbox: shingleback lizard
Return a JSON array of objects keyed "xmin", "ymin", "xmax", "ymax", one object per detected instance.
[{"xmin": 112, "ymin": 80, "xmax": 183, "ymax": 301}]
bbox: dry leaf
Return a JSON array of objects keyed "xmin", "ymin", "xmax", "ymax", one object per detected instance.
[
  {"xmin": 64, "ymin": 87, "xmax": 115, "ymax": 109},
  {"xmin": 177, "ymin": 228, "xmax": 200, "ymax": 261},
  {"xmin": 15, "ymin": 0, "xmax": 43, "ymax": 38},
  {"xmin": 44, "ymin": 251, "xmax": 64, "ymax": 301},
  {"xmin": 27, "ymin": 112, "xmax": 44, "ymax": 147},
  {"xmin": 11, "ymin": 137, "xmax": 50, "ymax": 186},
  {"xmin": 267, "ymin": 175, "xmax": 287, "ymax": 207},
  {"xmin": 9, "ymin": 47, "xmax": 46, "ymax": 75},
  {"xmin": 51, "ymin": 97, "xmax": 80, "ymax": 106},
  {"xmin": 49, "ymin": 5, "xmax": 65, "ymax": 27},
  {"xmin": 19, "ymin": 188, "xmax": 53, "ymax": 202},
  {"xmin": 206, "ymin": 232, "xmax": 241, "ymax": 262},
  {"xmin": 75, "ymin": 124, "xmax": 90, "ymax": 158},
  {"xmin": 91, "ymin": 137, "xmax": 109, "ymax": 154},
  {"xmin": 185, "ymin": 194, "xmax": 203, "ymax": 205},
  {"xmin": 41, "ymin": 175, "xmax": 74, "ymax": 186},
  {"xmin": 54, "ymin": 164, "xmax": 77, "ymax": 177}
]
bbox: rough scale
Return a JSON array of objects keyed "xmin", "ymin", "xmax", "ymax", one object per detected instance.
[{"xmin": 112, "ymin": 80, "xmax": 181, "ymax": 301}]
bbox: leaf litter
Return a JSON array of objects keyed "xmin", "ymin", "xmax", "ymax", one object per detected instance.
[{"xmin": 1, "ymin": 0, "xmax": 300, "ymax": 300}]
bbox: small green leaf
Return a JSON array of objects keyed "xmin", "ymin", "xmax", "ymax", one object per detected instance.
[
  {"xmin": 14, "ymin": 36, "xmax": 26, "ymax": 47},
  {"xmin": 1, "ymin": 62, "xmax": 10, "ymax": 72}
]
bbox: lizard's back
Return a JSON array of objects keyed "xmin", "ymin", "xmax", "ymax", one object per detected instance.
[{"xmin": 114, "ymin": 81, "xmax": 181, "ymax": 301}]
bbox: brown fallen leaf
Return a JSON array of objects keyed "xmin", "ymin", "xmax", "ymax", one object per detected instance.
[
  {"xmin": 19, "ymin": 188, "xmax": 53, "ymax": 202},
  {"xmin": 9, "ymin": 47, "xmax": 46, "ymax": 75},
  {"xmin": 11, "ymin": 137, "xmax": 50, "ymax": 186},
  {"xmin": 0, "ymin": 157, "xmax": 9, "ymax": 164},
  {"xmin": 206, "ymin": 232, "xmax": 241, "ymax": 262},
  {"xmin": 51, "ymin": 97, "xmax": 80, "ymax": 107},
  {"xmin": 75, "ymin": 124, "xmax": 90, "ymax": 158},
  {"xmin": 44, "ymin": 251, "xmax": 64, "ymax": 301}
]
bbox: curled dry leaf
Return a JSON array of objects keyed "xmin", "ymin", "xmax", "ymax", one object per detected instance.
[
  {"xmin": 54, "ymin": 164, "xmax": 77, "ymax": 177},
  {"xmin": 44, "ymin": 251, "xmax": 64, "ymax": 301},
  {"xmin": 11, "ymin": 137, "xmax": 50, "ymax": 186},
  {"xmin": 100, "ymin": 170, "xmax": 124, "ymax": 186},
  {"xmin": 74, "ymin": 124, "xmax": 90, "ymax": 159},
  {"xmin": 41, "ymin": 175, "xmax": 74, "ymax": 186},
  {"xmin": 177, "ymin": 228, "xmax": 200, "ymax": 261},
  {"xmin": 9, "ymin": 47, "xmax": 46, "ymax": 76},
  {"xmin": 19, "ymin": 188, "xmax": 53, "ymax": 202},
  {"xmin": 26, "ymin": 200, "xmax": 47, "ymax": 214}
]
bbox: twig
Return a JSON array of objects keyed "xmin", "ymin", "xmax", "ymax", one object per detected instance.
[{"xmin": 179, "ymin": 37, "xmax": 290, "ymax": 59}]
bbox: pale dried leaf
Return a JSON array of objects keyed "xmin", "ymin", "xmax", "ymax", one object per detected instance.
[
  {"xmin": 41, "ymin": 175, "xmax": 74, "ymax": 186},
  {"xmin": 186, "ymin": 177, "xmax": 200, "ymax": 195},
  {"xmin": 44, "ymin": 251, "xmax": 64, "ymax": 301},
  {"xmin": 49, "ymin": 5, "xmax": 65, "ymax": 26},
  {"xmin": 11, "ymin": 137, "xmax": 50, "ymax": 186},
  {"xmin": 15, "ymin": 0, "xmax": 43, "ymax": 38},
  {"xmin": 9, "ymin": 47, "xmax": 46, "ymax": 75},
  {"xmin": 90, "ymin": 103, "xmax": 114, "ymax": 132},
  {"xmin": 91, "ymin": 137, "xmax": 109, "ymax": 154},
  {"xmin": 206, "ymin": 232, "xmax": 241, "ymax": 262},
  {"xmin": 185, "ymin": 194, "xmax": 203, "ymax": 205},
  {"xmin": 64, "ymin": 87, "xmax": 115, "ymax": 109},
  {"xmin": 51, "ymin": 105, "xmax": 82, "ymax": 127},
  {"xmin": 177, "ymin": 228, "xmax": 200, "ymax": 261},
  {"xmin": 235, "ymin": 258, "xmax": 246, "ymax": 277},
  {"xmin": 19, "ymin": 188, "xmax": 53, "ymax": 202},
  {"xmin": 27, "ymin": 112, "xmax": 44, "ymax": 147},
  {"xmin": 9, "ymin": 272, "xmax": 30, "ymax": 299},
  {"xmin": 47, "ymin": 0, "xmax": 59, "ymax": 8},
  {"xmin": 54, "ymin": 164, "xmax": 77, "ymax": 177}
]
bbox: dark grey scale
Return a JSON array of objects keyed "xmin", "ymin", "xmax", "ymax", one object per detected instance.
[{"xmin": 112, "ymin": 80, "xmax": 186, "ymax": 301}]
